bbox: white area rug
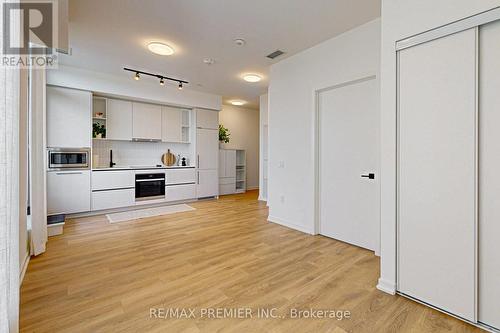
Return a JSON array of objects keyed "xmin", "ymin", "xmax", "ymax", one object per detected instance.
[{"xmin": 106, "ymin": 204, "xmax": 195, "ymax": 223}]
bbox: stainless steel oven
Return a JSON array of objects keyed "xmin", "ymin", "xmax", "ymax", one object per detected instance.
[
  {"xmin": 135, "ymin": 173, "xmax": 165, "ymax": 201},
  {"xmin": 48, "ymin": 148, "xmax": 90, "ymax": 170}
]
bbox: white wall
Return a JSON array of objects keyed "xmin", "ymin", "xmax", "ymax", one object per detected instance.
[
  {"xmin": 378, "ymin": 0, "xmax": 500, "ymax": 294},
  {"xmin": 259, "ymin": 94, "xmax": 269, "ymax": 201},
  {"xmin": 47, "ymin": 65, "xmax": 222, "ymax": 111},
  {"xmin": 219, "ymin": 105, "xmax": 260, "ymax": 190},
  {"xmin": 268, "ymin": 19, "xmax": 381, "ymax": 234}
]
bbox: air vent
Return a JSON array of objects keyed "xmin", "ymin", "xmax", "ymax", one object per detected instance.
[{"xmin": 266, "ymin": 50, "xmax": 285, "ymax": 59}]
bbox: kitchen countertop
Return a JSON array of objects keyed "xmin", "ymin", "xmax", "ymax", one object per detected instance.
[{"xmin": 92, "ymin": 165, "xmax": 195, "ymax": 171}]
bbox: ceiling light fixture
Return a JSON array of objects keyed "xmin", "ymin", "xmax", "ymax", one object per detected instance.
[
  {"xmin": 147, "ymin": 42, "xmax": 175, "ymax": 56},
  {"xmin": 243, "ymin": 74, "xmax": 262, "ymax": 83},
  {"xmin": 230, "ymin": 100, "xmax": 246, "ymax": 106},
  {"xmin": 234, "ymin": 38, "xmax": 246, "ymax": 46},
  {"xmin": 124, "ymin": 68, "xmax": 188, "ymax": 88}
]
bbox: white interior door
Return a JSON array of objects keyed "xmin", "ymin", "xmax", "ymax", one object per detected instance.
[
  {"xmin": 479, "ymin": 21, "xmax": 500, "ymax": 331},
  {"xmin": 398, "ymin": 28, "xmax": 476, "ymax": 321},
  {"xmin": 318, "ymin": 77, "xmax": 379, "ymax": 252}
]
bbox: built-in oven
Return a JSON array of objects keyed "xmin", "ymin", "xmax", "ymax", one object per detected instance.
[
  {"xmin": 48, "ymin": 148, "xmax": 90, "ymax": 170},
  {"xmin": 135, "ymin": 173, "xmax": 165, "ymax": 201}
]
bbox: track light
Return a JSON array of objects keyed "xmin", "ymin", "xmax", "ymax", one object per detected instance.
[{"xmin": 124, "ymin": 68, "xmax": 188, "ymax": 87}]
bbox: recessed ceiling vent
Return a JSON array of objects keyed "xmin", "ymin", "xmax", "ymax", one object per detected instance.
[{"xmin": 266, "ymin": 50, "xmax": 285, "ymax": 59}]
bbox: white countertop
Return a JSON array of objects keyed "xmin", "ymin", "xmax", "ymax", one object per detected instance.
[{"xmin": 92, "ymin": 165, "xmax": 195, "ymax": 171}]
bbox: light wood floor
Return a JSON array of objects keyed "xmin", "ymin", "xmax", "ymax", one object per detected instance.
[{"xmin": 20, "ymin": 191, "xmax": 483, "ymax": 333}]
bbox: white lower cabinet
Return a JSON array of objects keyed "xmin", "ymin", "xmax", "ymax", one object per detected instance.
[
  {"xmin": 166, "ymin": 184, "xmax": 196, "ymax": 202},
  {"xmin": 92, "ymin": 170, "xmax": 135, "ymax": 190},
  {"xmin": 197, "ymin": 169, "xmax": 219, "ymax": 198},
  {"xmin": 219, "ymin": 177, "xmax": 236, "ymax": 195},
  {"xmin": 47, "ymin": 171, "xmax": 91, "ymax": 215},
  {"xmin": 92, "ymin": 188, "xmax": 135, "ymax": 211},
  {"xmin": 166, "ymin": 168, "xmax": 196, "ymax": 185}
]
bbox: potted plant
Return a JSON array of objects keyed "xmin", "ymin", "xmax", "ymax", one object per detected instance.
[
  {"xmin": 219, "ymin": 124, "xmax": 230, "ymax": 148},
  {"xmin": 93, "ymin": 123, "xmax": 106, "ymax": 139}
]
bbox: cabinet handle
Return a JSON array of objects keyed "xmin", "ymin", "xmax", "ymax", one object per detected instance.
[
  {"xmin": 56, "ymin": 172, "xmax": 83, "ymax": 175},
  {"xmin": 197, "ymin": 154, "xmax": 200, "ymax": 168},
  {"xmin": 197, "ymin": 172, "xmax": 200, "ymax": 184}
]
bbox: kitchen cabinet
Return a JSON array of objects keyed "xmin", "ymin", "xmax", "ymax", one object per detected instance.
[
  {"xmin": 165, "ymin": 168, "xmax": 196, "ymax": 185},
  {"xmin": 162, "ymin": 106, "xmax": 183, "ymax": 143},
  {"xmin": 133, "ymin": 102, "xmax": 162, "ymax": 140},
  {"xmin": 47, "ymin": 170, "xmax": 91, "ymax": 214},
  {"xmin": 107, "ymin": 99, "xmax": 133, "ymax": 141},
  {"xmin": 196, "ymin": 129, "xmax": 218, "ymax": 169},
  {"xmin": 92, "ymin": 188, "xmax": 135, "ymax": 211},
  {"xmin": 219, "ymin": 149, "xmax": 236, "ymax": 195},
  {"xmin": 196, "ymin": 109, "xmax": 219, "ymax": 130},
  {"xmin": 166, "ymin": 184, "xmax": 196, "ymax": 202},
  {"xmin": 47, "ymin": 86, "xmax": 92, "ymax": 148},
  {"xmin": 197, "ymin": 169, "xmax": 219, "ymax": 198},
  {"xmin": 92, "ymin": 170, "xmax": 134, "ymax": 191}
]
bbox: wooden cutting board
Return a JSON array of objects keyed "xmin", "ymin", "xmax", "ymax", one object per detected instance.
[{"xmin": 162, "ymin": 149, "xmax": 176, "ymax": 166}]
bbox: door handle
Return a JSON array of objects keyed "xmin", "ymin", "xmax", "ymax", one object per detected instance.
[{"xmin": 361, "ymin": 173, "xmax": 375, "ymax": 180}]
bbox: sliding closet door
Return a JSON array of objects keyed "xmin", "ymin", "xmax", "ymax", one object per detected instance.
[
  {"xmin": 398, "ymin": 29, "xmax": 476, "ymax": 321},
  {"xmin": 479, "ymin": 21, "xmax": 500, "ymax": 331}
]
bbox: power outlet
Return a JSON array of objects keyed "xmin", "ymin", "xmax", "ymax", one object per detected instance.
[
  {"xmin": 278, "ymin": 161, "xmax": 285, "ymax": 168},
  {"xmin": 280, "ymin": 195, "xmax": 285, "ymax": 204}
]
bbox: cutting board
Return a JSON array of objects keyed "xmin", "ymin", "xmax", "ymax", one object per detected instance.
[{"xmin": 162, "ymin": 149, "xmax": 176, "ymax": 166}]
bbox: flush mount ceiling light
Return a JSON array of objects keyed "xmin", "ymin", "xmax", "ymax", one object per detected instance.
[
  {"xmin": 234, "ymin": 38, "xmax": 246, "ymax": 46},
  {"xmin": 203, "ymin": 58, "xmax": 215, "ymax": 65},
  {"xmin": 134, "ymin": 72, "xmax": 141, "ymax": 81},
  {"xmin": 147, "ymin": 42, "xmax": 174, "ymax": 56},
  {"xmin": 230, "ymin": 100, "xmax": 246, "ymax": 106},
  {"xmin": 243, "ymin": 73, "xmax": 262, "ymax": 83}
]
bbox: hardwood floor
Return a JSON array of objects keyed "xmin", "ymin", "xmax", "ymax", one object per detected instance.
[{"xmin": 20, "ymin": 191, "xmax": 483, "ymax": 333}]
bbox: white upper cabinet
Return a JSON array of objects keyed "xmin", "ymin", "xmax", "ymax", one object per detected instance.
[
  {"xmin": 47, "ymin": 86, "xmax": 92, "ymax": 148},
  {"xmin": 196, "ymin": 109, "xmax": 219, "ymax": 129},
  {"xmin": 132, "ymin": 102, "xmax": 162, "ymax": 140},
  {"xmin": 107, "ymin": 99, "xmax": 133, "ymax": 141},
  {"xmin": 162, "ymin": 106, "xmax": 182, "ymax": 143}
]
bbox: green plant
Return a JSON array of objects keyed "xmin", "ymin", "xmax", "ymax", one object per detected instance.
[
  {"xmin": 93, "ymin": 123, "xmax": 106, "ymax": 138},
  {"xmin": 219, "ymin": 124, "xmax": 230, "ymax": 143}
]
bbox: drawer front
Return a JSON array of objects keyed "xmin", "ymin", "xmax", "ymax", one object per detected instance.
[
  {"xmin": 166, "ymin": 168, "xmax": 196, "ymax": 185},
  {"xmin": 92, "ymin": 170, "xmax": 135, "ymax": 190},
  {"xmin": 219, "ymin": 177, "xmax": 236, "ymax": 185},
  {"xmin": 219, "ymin": 183, "xmax": 236, "ymax": 196},
  {"xmin": 166, "ymin": 184, "xmax": 196, "ymax": 202},
  {"xmin": 92, "ymin": 188, "xmax": 135, "ymax": 211}
]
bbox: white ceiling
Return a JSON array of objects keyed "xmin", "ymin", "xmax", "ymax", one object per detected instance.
[{"xmin": 61, "ymin": 0, "xmax": 381, "ymax": 109}]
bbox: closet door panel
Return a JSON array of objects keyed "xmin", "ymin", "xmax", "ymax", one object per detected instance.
[
  {"xmin": 398, "ymin": 28, "xmax": 476, "ymax": 321},
  {"xmin": 479, "ymin": 21, "xmax": 500, "ymax": 331}
]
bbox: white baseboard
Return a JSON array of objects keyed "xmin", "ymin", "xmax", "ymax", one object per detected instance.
[
  {"xmin": 268, "ymin": 215, "xmax": 315, "ymax": 235},
  {"xmin": 376, "ymin": 278, "xmax": 396, "ymax": 295},
  {"xmin": 247, "ymin": 186, "xmax": 259, "ymax": 191},
  {"xmin": 20, "ymin": 253, "xmax": 30, "ymax": 285},
  {"xmin": 258, "ymin": 196, "xmax": 267, "ymax": 202}
]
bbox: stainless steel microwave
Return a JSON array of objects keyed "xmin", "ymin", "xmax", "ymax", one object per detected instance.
[{"xmin": 48, "ymin": 148, "xmax": 90, "ymax": 170}]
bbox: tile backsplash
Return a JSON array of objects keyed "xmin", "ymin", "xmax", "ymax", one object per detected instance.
[{"xmin": 92, "ymin": 140, "xmax": 193, "ymax": 168}]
